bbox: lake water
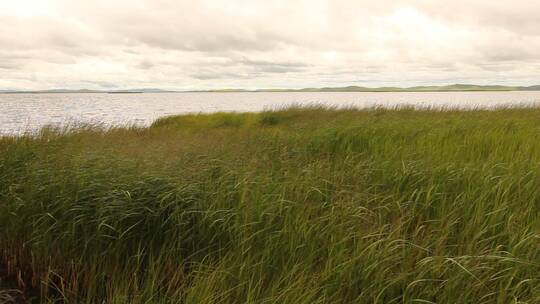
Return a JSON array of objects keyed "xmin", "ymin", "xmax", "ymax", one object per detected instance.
[{"xmin": 2, "ymin": 91, "xmax": 540, "ymax": 135}]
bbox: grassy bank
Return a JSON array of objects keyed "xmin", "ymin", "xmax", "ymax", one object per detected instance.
[{"xmin": 1, "ymin": 106, "xmax": 539, "ymax": 303}]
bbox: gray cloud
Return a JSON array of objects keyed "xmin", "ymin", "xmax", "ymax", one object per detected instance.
[
  {"xmin": 0, "ymin": 62, "xmax": 21, "ymax": 70},
  {"xmin": 190, "ymin": 71, "xmax": 249, "ymax": 81},
  {"xmin": 1, "ymin": 0, "xmax": 540, "ymax": 90},
  {"xmin": 137, "ymin": 61, "xmax": 154, "ymax": 70}
]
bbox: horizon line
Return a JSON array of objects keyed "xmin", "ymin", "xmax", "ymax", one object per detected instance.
[{"xmin": 2, "ymin": 83, "xmax": 540, "ymax": 93}]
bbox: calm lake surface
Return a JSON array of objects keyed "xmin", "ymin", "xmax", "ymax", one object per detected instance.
[{"xmin": 2, "ymin": 91, "xmax": 540, "ymax": 135}]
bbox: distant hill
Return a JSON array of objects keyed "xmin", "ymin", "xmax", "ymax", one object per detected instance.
[
  {"xmin": 256, "ymin": 84, "xmax": 528, "ymax": 92},
  {"xmin": 519, "ymin": 85, "xmax": 540, "ymax": 91},
  {"xmin": 201, "ymin": 84, "xmax": 540, "ymax": 92}
]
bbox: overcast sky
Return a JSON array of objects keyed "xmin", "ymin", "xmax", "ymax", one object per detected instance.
[{"xmin": 1, "ymin": 0, "xmax": 540, "ymax": 90}]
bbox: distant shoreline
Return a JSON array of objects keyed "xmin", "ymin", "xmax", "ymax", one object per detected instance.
[{"xmin": 2, "ymin": 84, "xmax": 540, "ymax": 94}]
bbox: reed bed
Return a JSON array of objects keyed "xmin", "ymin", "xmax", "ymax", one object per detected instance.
[{"xmin": 1, "ymin": 106, "xmax": 539, "ymax": 303}]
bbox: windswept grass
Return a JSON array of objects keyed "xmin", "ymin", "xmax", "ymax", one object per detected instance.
[{"xmin": 1, "ymin": 106, "xmax": 539, "ymax": 303}]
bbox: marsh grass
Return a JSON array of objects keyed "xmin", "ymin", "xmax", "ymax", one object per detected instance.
[{"xmin": 1, "ymin": 106, "xmax": 540, "ymax": 303}]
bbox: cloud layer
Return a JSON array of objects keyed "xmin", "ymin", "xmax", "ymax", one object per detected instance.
[{"xmin": 1, "ymin": 0, "xmax": 540, "ymax": 90}]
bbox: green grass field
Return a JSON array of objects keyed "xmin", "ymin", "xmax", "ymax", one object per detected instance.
[{"xmin": 1, "ymin": 106, "xmax": 539, "ymax": 303}]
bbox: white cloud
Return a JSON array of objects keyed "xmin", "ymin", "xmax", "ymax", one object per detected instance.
[{"xmin": 1, "ymin": 0, "xmax": 540, "ymax": 90}]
